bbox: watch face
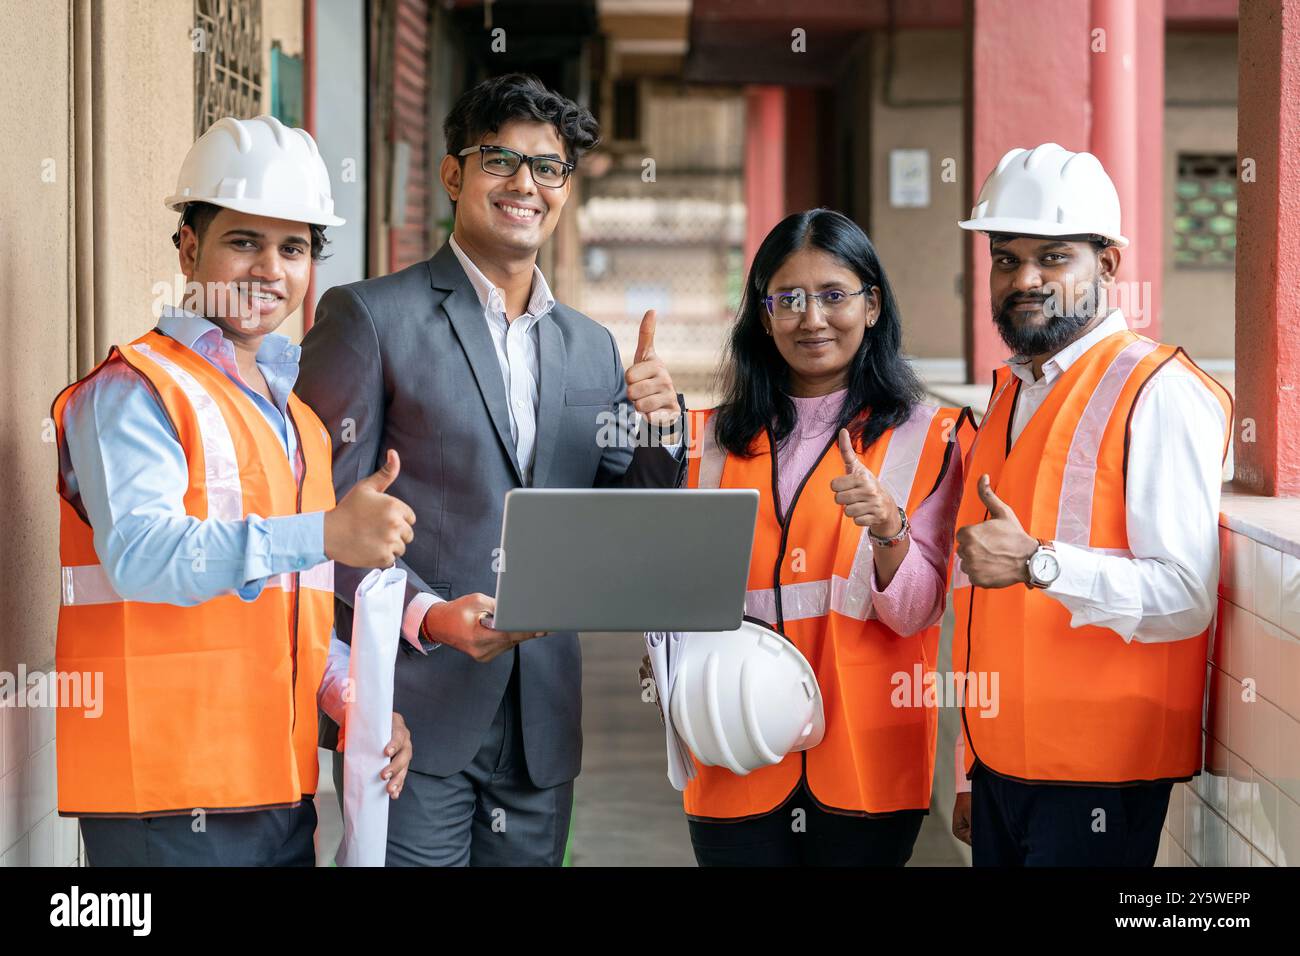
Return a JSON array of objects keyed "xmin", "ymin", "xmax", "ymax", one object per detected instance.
[{"xmin": 1030, "ymin": 550, "xmax": 1060, "ymax": 585}]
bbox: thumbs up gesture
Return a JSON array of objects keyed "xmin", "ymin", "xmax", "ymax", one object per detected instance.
[
  {"xmin": 624, "ymin": 310, "xmax": 681, "ymax": 427},
  {"xmin": 830, "ymin": 428, "xmax": 902, "ymax": 536},
  {"xmin": 954, "ymin": 474, "xmax": 1039, "ymax": 588},
  {"xmin": 324, "ymin": 449, "xmax": 417, "ymax": 569}
]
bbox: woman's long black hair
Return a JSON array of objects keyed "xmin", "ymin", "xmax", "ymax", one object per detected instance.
[{"xmin": 714, "ymin": 208, "xmax": 925, "ymax": 457}]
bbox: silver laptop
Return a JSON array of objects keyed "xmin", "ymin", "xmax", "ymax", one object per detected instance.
[{"xmin": 491, "ymin": 489, "xmax": 759, "ymax": 632}]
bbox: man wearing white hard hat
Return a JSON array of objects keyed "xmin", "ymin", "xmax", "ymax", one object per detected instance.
[
  {"xmin": 947, "ymin": 143, "xmax": 1233, "ymax": 866},
  {"xmin": 51, "ymin": 115, "xmax": 415, "ymax": 865}
]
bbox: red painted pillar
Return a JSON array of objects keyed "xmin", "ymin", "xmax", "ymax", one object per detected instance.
[
  {"xmin": 1091, "ymin": 0, "xmax": 1149, "ymax": 335},
  {"xmin": 1235, "ymin": 0, "xmax": 1300, "ymax": 495},
  {"xmin": 1133, "ymin": 0, "xmax": 1164, "ymax": 340},
  {"xmin": 964, "ymin": 0, "xmax": 1092, "ymax": 383},
  {"xmin": 1090, "ymin": 0, "xmax": 1163, "ymax": 338},
  {"xmin": 744, "ymin": 86, "xmax": 786, "ymax": 272},
  {"xmin": 303, "ymin": 0, "xmax": 318, "ymax": 331}
]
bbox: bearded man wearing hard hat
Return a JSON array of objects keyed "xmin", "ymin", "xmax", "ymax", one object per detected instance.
[
  {"xmin": 949, "ymin": 143, "xmax": 1233, "ymax": 866},
  {"xmin": 51, "ymin": 115, "xmax": 416, "ymax": 865}
]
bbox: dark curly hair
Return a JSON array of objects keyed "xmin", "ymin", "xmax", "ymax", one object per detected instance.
[{"xmin": 443, "ymin": 73, "xmax": 600, "ymax": 167}]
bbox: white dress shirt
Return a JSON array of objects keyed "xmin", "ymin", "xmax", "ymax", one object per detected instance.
[
  {"xmin": 450, "ymin": 233, "xmax": 555, "ymax": 485},
  {"xmin": 955, "ymin": 309, "xmax": 1231, "ymax": 793}
]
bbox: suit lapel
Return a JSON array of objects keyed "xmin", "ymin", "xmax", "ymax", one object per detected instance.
[
  {"xmin": 429, "ymin": 245, "xmax": 525, "ymax": 485},
  {"xmin": 531, "ymin": 312, "xmax": 567, "ymax": 488}
]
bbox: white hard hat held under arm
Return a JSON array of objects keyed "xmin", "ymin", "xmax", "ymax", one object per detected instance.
[
  {"xmin": 958, "ymin": 142, "xmax": 1128, "ymax": 248},
  {"xmin": 165, "ymin": 114, "xmax": 346, "ymax": 227},
  {"xmin": 650, "ymin": 620, "xmax": 825, "ymax": 784}
]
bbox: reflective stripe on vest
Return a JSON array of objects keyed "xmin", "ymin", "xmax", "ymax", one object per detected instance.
[
  {"xmin": 60, "ymin": 561, "xmax": 336, "ymax": 606},
  {"xmin": 705, "ymin": 405, "xmax": 944, "ymax": 623},
  {"xmin": 1055, "ymin": 339, "xmax": 1158, "ymax": 546},
  {"xmin": 131, "ymin": 341, "xmax": 243, "ymax": 521},
  {"xmin": 950, "ymin": 343, "xmax": 1158, "ymax": 586}
]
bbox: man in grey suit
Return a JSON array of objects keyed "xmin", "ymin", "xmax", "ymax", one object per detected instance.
[{"xmin": 296, "ymin": 73, "xmax": 685, "ymax": 866}]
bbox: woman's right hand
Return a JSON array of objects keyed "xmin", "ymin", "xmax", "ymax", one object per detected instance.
[{"xmin": 831, "ymin": 429, "xmax": 900, "ymax": 535}]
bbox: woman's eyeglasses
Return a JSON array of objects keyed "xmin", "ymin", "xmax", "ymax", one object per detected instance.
[
  {"xmin": 763, "ymin": 286, "xmax": 870, "ymax": 320},
  {"xmin": 457, "ymin": 145, "xmax": 575, "ymax": 188}
]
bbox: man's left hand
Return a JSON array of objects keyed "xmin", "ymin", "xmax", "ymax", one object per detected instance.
[
  {"xmin": 381, "ymin": 711, "xmax": 412, "ymax": 799},
  {"xmin": 625, "ymin": 309, "xmax": 681, "ymax": 427},
  {"xmin": 954, "ymin": 474, "xmax": 1038, "ymax": 589}
]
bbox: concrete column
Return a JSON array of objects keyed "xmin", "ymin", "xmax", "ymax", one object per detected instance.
[
  {"xmin": 1234, "ymin": 0, "xmax": 1300, "ymax": 495},
  {"xmin": 964, "ymin": 0, "xmax": 1092, "ymax": 383},
  {"xmin": 1091, "ymin": 0, "xmax": 1164, "ymax": 338},
  {"xmin": 743, "ymin": 86, "xmax": 786, "ymax": 270},
  {"xmin": 1134, "ymin": 0, "xmax": 1165, "ymax": 339}
]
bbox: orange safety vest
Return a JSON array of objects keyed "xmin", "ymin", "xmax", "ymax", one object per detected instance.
[
  {"xmin": 52, "ymin": 329, "xmax": 336, "ymax": 817},
  {"xmin": 952, "ymin": 328, "xmax": 1232, "ymax": 786},
  {"xmin": 684, "ymin": 402, "xmax": 975, "ymax": 819}
]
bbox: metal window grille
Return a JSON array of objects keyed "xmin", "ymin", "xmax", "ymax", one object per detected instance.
[
  {"xmin": 195, "ymin": 0, "xmax": 264, "ymax": 135},
  {"xmin": 1173, "ymin": 153, "xmax": 1237, "ymax": 270},
  {"xmin": 575, "ymin": 88, "xmax": 747, "ymax": 404}
]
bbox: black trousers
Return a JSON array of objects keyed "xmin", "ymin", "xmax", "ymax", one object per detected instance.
[
  {"xmin": 971, "ymin": 765, "xmax": 1172, "ymax": 867},
  {"xmin": 688, "ymin": 781, "xmax": 925, "ymax": 867},
  {"xmin": 79, "ymin": 798, "xmax": 317, "ymax": 867}
]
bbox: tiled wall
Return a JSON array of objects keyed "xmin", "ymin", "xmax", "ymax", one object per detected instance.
[
  {"xmin": 0, "ymin": 675, "xmax": 81, "ymax": 866},
  {"xmin": 1158, "ymin": 507, "xmax": 1300, "ymax": 866}
]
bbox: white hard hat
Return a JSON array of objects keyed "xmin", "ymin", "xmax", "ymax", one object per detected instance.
[
  {"xmin": 959, "ymin": 143, "xmax": 1128, "ymax": 248},
  {"xmin": 165, "ymin": 114, "xmax": 345, "ymax": 227},
  {"xmin": 669, "ymin": 620, "xmax": 825, "ymax": 776}
]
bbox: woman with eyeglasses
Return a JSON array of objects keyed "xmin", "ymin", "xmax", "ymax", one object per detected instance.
[{"xmin": 663, "ymin": 208, "xmax": 974, "ymax": 866}]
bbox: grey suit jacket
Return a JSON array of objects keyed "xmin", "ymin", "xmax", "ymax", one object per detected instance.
[{"xmin": 296, "ymin": 242, "xmax": 686, "ymax": 788}]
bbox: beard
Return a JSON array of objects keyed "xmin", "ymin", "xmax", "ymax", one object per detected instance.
[{"xmin": 993, "ymin": 280, "xmax": 1105, "ymax": 357}]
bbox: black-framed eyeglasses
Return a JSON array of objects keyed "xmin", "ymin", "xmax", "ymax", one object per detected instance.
[
  {"xmin": 763, "ymin": 286, "xmax": 871, "ymax": 320},
  {"xmin": 457, "ymin": 144, "xmax": 575, "ymax": 188}
]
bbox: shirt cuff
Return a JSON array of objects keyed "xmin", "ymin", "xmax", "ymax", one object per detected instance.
[
  {"xmin": 633, "ymin": 408, "xmax": 685, "ymax": 456},
  {"xmin": 1043, "ymin": 539, "xmax": 1100, "ymax": 601},
  {"xmin": 402, "ymin": 590, "xmax": 445, "ymax": 654},
  {"xmin": 867, "ymin": 539, "xmax": 926, "ymax": 633},
  {"xmin": 239, "ymin": 511, "xmax": 327, "ymax": 601},
  {"xmin": 317, "ymin": 635, "xmax": 351, "ymax": 730},
  {"xmin": 245, "ymin": 512, "xmax": 325, "ymax": 580},
  {"xmin": 1043, "ymin": 540, "xmax": 1143, "ymax": 641}
]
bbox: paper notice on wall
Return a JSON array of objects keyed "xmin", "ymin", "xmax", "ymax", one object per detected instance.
[
  {"xmin": 335, "ymin": 566, "xmax": 407, "ymax": 868},
  {"xmin": 890, "ymin": 148, "xmax": 930, "ymax": 208}
]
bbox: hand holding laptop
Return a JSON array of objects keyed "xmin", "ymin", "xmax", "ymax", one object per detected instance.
[{"xmin": 421, "ymin": 592, "xmax": 547, "ymax": 663}]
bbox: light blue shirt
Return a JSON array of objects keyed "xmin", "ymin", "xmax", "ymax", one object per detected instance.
[{"xmin": 60, "ymin": 308, "xmax": 326, "ymax": 606}]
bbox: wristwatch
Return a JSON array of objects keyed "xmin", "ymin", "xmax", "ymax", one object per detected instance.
[
  {"xmin": 1025, "ymin": 538, "xmax": 1060, "ymax": 589},
  {"xmin": 868, "ymin": 507, "xmax": 910, "ymax": 548}
]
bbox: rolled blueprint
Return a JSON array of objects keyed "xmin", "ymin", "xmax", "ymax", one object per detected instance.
[{"xmin": 336, "ymin": 566, "xmax": 407, "ymax": 867}]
